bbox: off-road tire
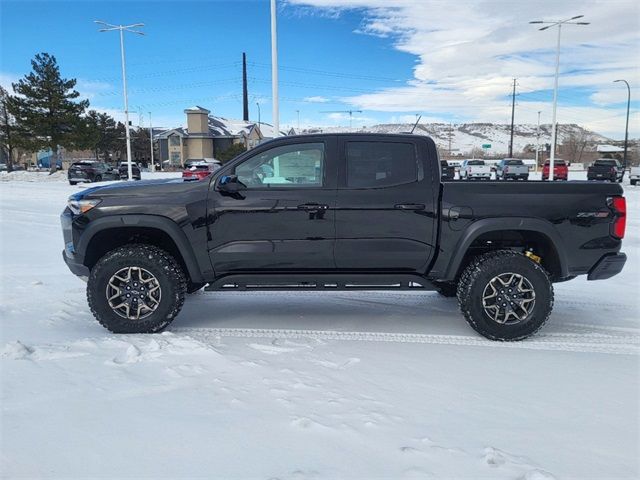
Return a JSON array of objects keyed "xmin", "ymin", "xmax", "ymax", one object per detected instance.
[
  {"xmin": 69, "ymin": 181, "xmax": 77, "ymax": 186},
  {"xmin": 87, "ymin": 244, "xmax": 187, "ymax": 333},
  {"xmin": 94, "ymin": 175, "xmax": 102, "ymax": 183},
  {"xmin": 631, "ymin": 179, "xmax": 637, "ymax": 186},
  {"xmin": 434, "ymin": 281, "xmax": 458, "ymax": 298},
  {"xmin": 457, "ymin": 250, "xmax": 554, "ymax": 341}
]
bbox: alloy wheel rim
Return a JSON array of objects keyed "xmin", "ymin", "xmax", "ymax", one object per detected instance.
[
  {"xmin": 106, "ymin": 266, "xmax": 162, "ymax": 320},
  {"xmin": 482, "ymin": 272, "xmax": 536, "ymax": 325}
]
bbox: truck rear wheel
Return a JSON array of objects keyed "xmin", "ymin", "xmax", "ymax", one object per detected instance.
[
  {"xmin": 457, "ymin": 250, "xmax": 553, "ymax": 341},
  {"xmin": 87, "ymin": 244, "xmax": 187, "ymax": 333}
]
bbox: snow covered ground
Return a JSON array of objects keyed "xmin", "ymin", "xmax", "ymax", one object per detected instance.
[{"xmin": 1, "ymin": 172, "xmax": 639, "ymax": 479}]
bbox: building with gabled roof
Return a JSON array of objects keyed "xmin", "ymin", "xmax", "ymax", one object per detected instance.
[{"xmin": 155, "ymin": 106, "xmax": 285, "ymax": 167}]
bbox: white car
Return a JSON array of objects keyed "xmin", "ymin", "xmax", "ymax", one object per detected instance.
[
  {"xmin": 459, "ymin": 159, "xmax": 492, "ymax": 180},
  {"xmin": 630, "ymin": 166, "xmax": 640, "ymax": 186}
]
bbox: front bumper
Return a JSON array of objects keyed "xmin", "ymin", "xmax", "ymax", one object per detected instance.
[
  {"xmin": 60, "ymin": 207, "xmax": 89, "ymax": 280},
  {"xmin": 62, "ymin": 249, "xmax": 90, "ymax": 280},
  {"xmin": 587, "ymin": 252, "xmax": 626, "ymax": 280}
]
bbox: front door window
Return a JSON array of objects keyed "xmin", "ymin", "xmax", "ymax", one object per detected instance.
[{"xmin": 235, "ymin": 143, "xmax": 324, "ymax": 188}]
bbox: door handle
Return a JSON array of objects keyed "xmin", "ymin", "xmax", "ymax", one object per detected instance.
[
  {"xmin": 394, "ymin": 203, "xmax": 425, "ymax": 210},
  {"xmin": 297, "ymin": 203, "xmax": 329, "ymax": 211}
]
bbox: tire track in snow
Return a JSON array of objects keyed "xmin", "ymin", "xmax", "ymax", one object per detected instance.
[{"xmin": 173, "ymin": 327, "xmax": 639, "ymax": 355}]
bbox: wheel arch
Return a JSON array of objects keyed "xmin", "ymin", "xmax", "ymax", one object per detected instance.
[
  {"xmin": 443, "ymin": 217, "xmax": 569, "ymax": 282},
  {"xmin": 78, "ymin": 215, "xmax": 204, "ymax": 284}
]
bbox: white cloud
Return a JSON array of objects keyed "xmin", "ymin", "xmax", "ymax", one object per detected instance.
[
  {"xmin": 304, "ymin": 95, "xmax": 330, "ymax": 103},
  {"xmin": 287, "ymin": 0, "xmax": 640, "ymax": 138}
]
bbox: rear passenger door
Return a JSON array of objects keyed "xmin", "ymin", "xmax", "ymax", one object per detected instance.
[{"xmin": 334, "ymin": 136, "xmax": 438, "ymax": 272}]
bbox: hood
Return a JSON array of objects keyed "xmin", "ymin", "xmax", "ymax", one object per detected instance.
[{"xmin": 72, "ymin": 178, "xmax": 207, "ymax": 200}]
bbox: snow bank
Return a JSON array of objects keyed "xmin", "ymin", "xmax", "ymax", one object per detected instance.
[{"xmin": 0, "ymin": 170, "xmax": 68, "ymax": 182}]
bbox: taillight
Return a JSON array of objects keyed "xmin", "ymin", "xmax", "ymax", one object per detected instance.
[{"xmin": 609, "ymin": 196, "xmax": 626, "ymax": 239}]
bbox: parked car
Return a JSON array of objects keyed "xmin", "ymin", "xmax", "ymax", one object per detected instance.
[
  {"xmin": 587, "ymin": 159, "xmax": 624, "ymax": 183},
  {"xmin": 61, "ymin": 133, "xmax": 627, "ymax": 341},
  {"xmin": 629, "ymin": 166, "xmax": 640, "ymax": 186},
  {"xmin": 496, "ymin": 158, "xmax": 529, "ymax": 181},
  {"xmin": 182, "ymin": 160, "xmax": 222, "ymax": 181},
  {"xmin": 67, "ymin": 161, "xmax": 119, "ymax": 185},
  {"xmin": 117, "ymin": 162, "xmax": 141, "ymax": 180},
  {"xmin": 440, "ymin": 160, "xmax": 455, "ymax": 180},
  {"xmin": 459, "ymin": 159, "xmax": 491, "ymax": 180},
  {"xmin": 541, "ymin": 159, "xmax": 568, "ymax": 181}
]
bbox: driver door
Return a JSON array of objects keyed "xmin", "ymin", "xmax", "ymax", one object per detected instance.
[{"xmin": 207, "ymin": 137, "xmax": 338, "ymax": 276}]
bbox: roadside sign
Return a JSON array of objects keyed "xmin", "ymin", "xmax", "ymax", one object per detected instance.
[{"xmin": 482, "ymin": 144, "xmax": 491, "ymax": 149}]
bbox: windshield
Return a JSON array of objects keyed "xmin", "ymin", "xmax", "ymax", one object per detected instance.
[{"xmin": 594, "ymin": 159, "xmax": 617, "ymax": 166}]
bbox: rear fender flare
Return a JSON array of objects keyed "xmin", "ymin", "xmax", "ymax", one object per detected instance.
[{"xmin": 443, "ymin": 217, "xmax": 569, "ymax": 281}]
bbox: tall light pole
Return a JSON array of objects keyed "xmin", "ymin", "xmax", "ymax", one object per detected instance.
[
  {"xmin": 530, "ymin": 15, "xmax": 589, "ymax": 180},
  {"xmin": 256, "ymin": 102, "xmax": 261, "ymax": 126},
  {"xmin": 95, "ymin": 20, "xmax": 145, "ymax": 181},
  {"xmin": 148, "ymin": 111, "xmax": 155, "ymax": 173},
  {"xmin": 536, "ymin": 110, "xmax": 541, "ymax": 173},
  {"xmin": 614, "ymin": 79, "xmax": 631, "ymax": 172},
  {"xmin": 270, "ymin": 0, "xmax": 279, "ymax": 137},
  {"xmin": 296, "ymin": 109, "xmax": 300, "ymax": 130}
]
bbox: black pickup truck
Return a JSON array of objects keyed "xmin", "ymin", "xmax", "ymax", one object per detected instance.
[
  {"xmin": 61, "ymin": 134, "xmax": 627, "ymax": 341},
  {"xmin": 587, "ymin": 158, "xmax": 624, "ymax": 182}
]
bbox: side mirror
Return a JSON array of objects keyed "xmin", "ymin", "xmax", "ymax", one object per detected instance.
[{"xmin": 218, "ymin": 175, "xmax": 246, "ymax": 193}]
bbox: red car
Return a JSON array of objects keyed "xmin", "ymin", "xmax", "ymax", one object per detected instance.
[
  {"xmin": 542, "ymin": 159, "xmax": 568, "ymax": 181},
  {"xmin": 182, "ymin": 161, "xmax": 221, "ymax": 181}
]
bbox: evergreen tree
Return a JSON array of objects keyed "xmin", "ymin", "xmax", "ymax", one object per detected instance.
[
  {"xmin": 0, "ymin": 86, "xmax": 22, "ymax": 172},
  {"xmin": 218, "ymin": 142, "xmax": 247, "ymax": 162},
  {"xmin": 11, "ymin": 53, "xmax": 89, "ymax": 173},
  {"xmin": 78, "ymin": 110, "xmax": 118, "ymax": 161}
]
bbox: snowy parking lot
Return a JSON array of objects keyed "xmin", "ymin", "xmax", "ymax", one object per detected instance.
[{"xmin": 1, "ymin": 172, "xmax": 639, "ymax": 479}]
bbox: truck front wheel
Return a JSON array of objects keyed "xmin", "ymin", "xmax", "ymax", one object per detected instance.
[
  {"xmin": 457, "ymin": 250, "xmax": 553, "ymax": 341},
  {"xmin": 87, "ymin": 244, "xmax": 187, "ymax": 333}
]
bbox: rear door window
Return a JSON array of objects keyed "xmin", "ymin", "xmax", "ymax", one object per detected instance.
[{"xmin": 346, "ymin": 141, "xmax": 417, "ymax": 188}]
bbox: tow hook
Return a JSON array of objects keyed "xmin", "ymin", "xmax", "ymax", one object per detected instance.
[{"xmin": 525, "ymin": 250, "xmax": 542, "ymax": 264}]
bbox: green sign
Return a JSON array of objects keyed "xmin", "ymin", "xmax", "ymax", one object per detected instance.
[{"xmin": 482, "ymin": 144, "xmax": 491, "ymax": 149}]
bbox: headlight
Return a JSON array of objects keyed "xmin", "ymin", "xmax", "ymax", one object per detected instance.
[{"xmin": 68, "ymin": 198, "xmax": 101, "ymax": 215}]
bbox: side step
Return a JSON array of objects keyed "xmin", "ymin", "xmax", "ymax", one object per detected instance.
[{"xmin": 204, "ymin": 273, "xmax": 435, "ymax": 292}]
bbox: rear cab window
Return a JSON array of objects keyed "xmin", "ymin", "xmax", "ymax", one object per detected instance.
[{"xmin": 345, "ymin": 141, "xmax": 419, "ymax": 188}]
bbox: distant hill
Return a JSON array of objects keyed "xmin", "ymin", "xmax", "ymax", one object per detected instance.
[{"xmin": 298, "ymin": 123, "xmax": 613, "ymax": 155}]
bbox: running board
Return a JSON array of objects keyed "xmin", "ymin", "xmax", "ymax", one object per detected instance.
[{"xmin": 204, "ymin": 273, "xmax": 435, "ymax": 292}]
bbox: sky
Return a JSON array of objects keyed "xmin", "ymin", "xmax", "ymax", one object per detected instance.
[{"xmin": 1, "ymin": 0, "xmax": 639, "ymax": 139}]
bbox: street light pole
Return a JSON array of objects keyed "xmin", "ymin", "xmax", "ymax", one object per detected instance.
[
  {"xmin": 614, "ymin": 79, "xmax": 631, "ymax": 171},
  {"xmin": 530, "ymin": 15, "xmax": 589, "ymax": 181},
  {"xmin": 148, "ymin": 111, "xmax": 155, "ymax": 173},
  {"xmin": 95, "ymin": 20, "xmax": 145, "ymax": 181},
  {"xmin": 270, "ymin": 0, "xmax": 280, "ymax": 137},
  {"xmin": 536, "ymin": 110, "xmax": 541, "ymax": 173},
  {"xmin": 256, "ymin": 102, "xmax": 261, "ymax": 126}
]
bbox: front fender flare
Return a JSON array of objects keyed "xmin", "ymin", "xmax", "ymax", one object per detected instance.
[{"xmin": 76, "ymin": 214, "xmax": 204, "ymax": 283}]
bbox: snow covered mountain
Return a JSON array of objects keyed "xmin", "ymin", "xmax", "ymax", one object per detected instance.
[{"xmin": 299, "ymin": 123, "xmax": 612, "ymax": 155}]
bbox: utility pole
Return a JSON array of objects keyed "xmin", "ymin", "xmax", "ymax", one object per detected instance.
[
  {"xmin": 256, "ymin": 102, "xmax": 261, "ymax": 126},
  {"xmin": 296, "ymin": 109, "xmax": 300, "ymax": 130},
  {"xmin": 530, "ymin": 15, "xmax": 589, "ymax": 180},
  {"xmin": 270, "ymin": 0, "xmax": 280, "ymax": 137},
  {"xmin": 95, "ymin": 20, "xmax": 145, "ymax": 181},
  {"xmin": 242, "ymin": 52, "xmax": 249, "ymax": 122},
  {"xmin": 614, "ymin": 79, "xmax": 631, "ymax": 171},
  {"xmin": 536, "ymin": 110, "xmax": 541, "ymax": 173},
  {"xmin": 509, "ymin": 78, "xmax": 517, "ymax": 157},
  {"xmin": 148, "ymin": 111, "xmax": 155, "ymax": 172}
]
